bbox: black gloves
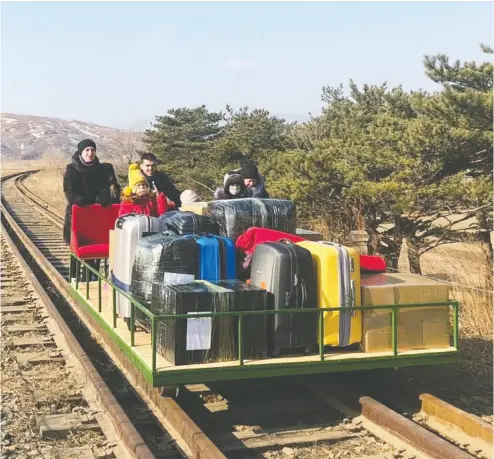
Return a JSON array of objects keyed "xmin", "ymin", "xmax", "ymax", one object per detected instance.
[
  {"xmin": 97, "ymin": 189, "xmax": 111, "ymax": 207},
  {"xmin": 74, "ymin": 196, "xmax": 86, "ymax": 206}
]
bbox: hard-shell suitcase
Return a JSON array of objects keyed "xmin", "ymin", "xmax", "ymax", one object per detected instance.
[
  {"xmin": 113, "ymin": 214, "xmax": 161, "ymax": 318},
  {"xmin": 159, "ymin": 211, "xmax": 218, "ymax": 236},
  {"xmin": 250, "ymin": 240, "xmax": 317, "ymax": 354},
  {"xmin": 297, "ymin": 241, "xmax": 361, "ymax": 347},
  {"xmin": 193, "ymin": 235, "xmax": 237, "ymax": 281}
]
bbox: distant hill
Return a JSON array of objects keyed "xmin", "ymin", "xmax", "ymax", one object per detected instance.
[{"xmin": 1, "ymin": 113, "xmax": 143, "ymax": 161}]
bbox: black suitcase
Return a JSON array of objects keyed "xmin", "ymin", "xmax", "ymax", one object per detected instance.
[
  {"xmin": 250, "ymin": 240, "xmax": 317, "ymax": 354},
  {"xmin": 159, "ymin": 211, "xmax": 218, "ymax": 236}
]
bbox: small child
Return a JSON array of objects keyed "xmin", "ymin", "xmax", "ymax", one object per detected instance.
[{"xmin": 118, "ymin": 164, "xmax": 168, "ymax": 217}]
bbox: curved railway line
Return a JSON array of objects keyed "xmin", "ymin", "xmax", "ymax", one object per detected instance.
[{"xmin": 1, "ymin": 170, "xmax": 492, "ymax": 459}]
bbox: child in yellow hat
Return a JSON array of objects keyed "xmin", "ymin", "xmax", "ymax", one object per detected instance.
[{"xmin": 118, "ymin": 164, "xmax": 168, "ymax": 217}]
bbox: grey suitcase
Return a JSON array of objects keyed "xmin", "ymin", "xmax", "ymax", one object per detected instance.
[
  {"xmin": 250, "ymin": 240, "xmax": 317, "ymax": 355},
  {"xmin": 113, "ymin": 214, "xmax": 162, "ymax": 319}
]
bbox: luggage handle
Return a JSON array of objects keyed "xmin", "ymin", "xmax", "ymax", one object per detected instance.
[
  {"xmin": 300, "ymin": 277, "xmax": 307, "ymax": 308},
  {"xmin": 285, "ymin": 291, "xmax": 292, "ymax": 307}
]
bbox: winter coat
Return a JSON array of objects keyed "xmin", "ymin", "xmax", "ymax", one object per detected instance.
[
  {"xmin": 249, "ymin": 173, "xmax": 270, "ymax": 199},
  {"xmin": 63, "ymin": 153, "xmax": 121, "ymax": 244},
  {"xmin": 144, "ymin": 171, "xmax": 182, "ymax": 208},
  {"xmin": 233, "ymin": 167, "xmax": 270, "ymax": 199},
  {"xmin": 118, "ymin": 192, "xmax": 167, "ymax": 218}
]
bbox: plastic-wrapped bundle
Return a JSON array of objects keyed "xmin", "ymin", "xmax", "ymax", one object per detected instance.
[
  {"xmin": 212, "ymin": 280, "xmax": 271, "ymax": 358},
  {"xmin": 157, "ymin": 210, "xmax": 181, "ymax": 234},
  {"xmin": 130, "ymin": 233, "xmax": 199, "ymax": 307},
  {"xmin": 151, "ymin": 282, "xmax": 236, "ymax": 365},
  {"xmin": 159, "ymin": 211, "xmax": 218, "ymax": 236},
  {"xmin": 210, "ymin": 198, "xmax": 296, "ymax": 241}
]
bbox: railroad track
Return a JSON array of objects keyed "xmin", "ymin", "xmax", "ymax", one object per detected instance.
[
  {"xmin": 1, "ymin": 229, "xmax": 122, "ymax": 459},
  {"xmin": 177, "ymin": 374, "xmax": 492, "ymax": 459},
  {"xmin": 2, "ymin": 170, "xmax": 492, "ymax": 459},
  {"xmin": 1, "ymin": 172, "xmax": 212, "ymax": 458}
]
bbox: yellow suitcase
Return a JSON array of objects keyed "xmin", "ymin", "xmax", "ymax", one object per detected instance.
[{"xmin": 297, "ymin": 241, "xmax": 361, "ymax": 346}]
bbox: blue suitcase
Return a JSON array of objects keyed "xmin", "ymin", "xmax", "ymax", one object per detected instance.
[{"xmin": 185, "ymin": 235, "xmax": 237, "ymax": 281}]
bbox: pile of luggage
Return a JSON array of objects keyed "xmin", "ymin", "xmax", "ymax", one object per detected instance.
[{"xmin": 108, "ymin": 198, "xmax": 452, "ymax": 366}]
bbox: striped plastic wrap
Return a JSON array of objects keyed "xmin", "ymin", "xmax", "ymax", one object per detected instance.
[
  {"xmin": 151, "ymin": 281, "xmax": 271, "ymax": 366},
  {"xmin": 209, "ymin": 198, "xmax": 297, "ymax": 241}
]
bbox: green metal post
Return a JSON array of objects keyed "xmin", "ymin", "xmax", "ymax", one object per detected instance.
[
  {"xmin": 151, "ymin": 317, "xmax": 157, "ymax": 373},
  {"xmin": 319, "ymin": 310, "xmax": 324, "ymax": 361},
  {"xmin": 112, "ymin": 288, "xmax": 117, "ymax": 328},
  {"xmin": 453, "ymin": 303, "xmax": 459, "ymax": 349},
  {"xmin": 75, "ymin": 259, "xmax": 80, "ymax": 290},
  {"xmin": 86, "ymin": 267, "xmax": 89, "ymax": 300},
  {"xmin": 238, "ymin": 315, "xmax": 244, "ymax": 366},
  {"xmin": 130, "ymin": 304, "xmax": 135, "ymax": 347},
  {"xmin": 98, "ymin": 276, "xmax": 102, "ymax": 313},
  {"xmin": 391, "ymin": 307, "xmax": 398, "ymax": 356},
  {"xmin": 69, "ymin": 254, "xmax": 72, "ymax": 283}
]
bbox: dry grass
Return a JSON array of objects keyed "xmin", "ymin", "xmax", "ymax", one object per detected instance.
[
  {"xmin": 2, "ymin": 158, "xmax": 128, "ymax": 215},
  {"xmin": 421, "ymin": 242, "xmax": 493, "ymax": 381},
  {"xmin": 22, "ymin": 164, "xmax": 67, "ymax": 214}
]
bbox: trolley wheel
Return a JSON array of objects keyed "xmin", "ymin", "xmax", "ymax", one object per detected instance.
[{"xmin": 159, "ymin": 385, "xmax": 180, "ymax": 399}]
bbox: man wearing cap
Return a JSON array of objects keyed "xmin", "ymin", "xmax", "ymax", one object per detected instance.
[
  {"xmin": 63, "ymin": 139, "xmax": 120, "ymax": 245},
  {"xmin": 240, "ymin": 163, "xmax": 270, "ymax": 198}
]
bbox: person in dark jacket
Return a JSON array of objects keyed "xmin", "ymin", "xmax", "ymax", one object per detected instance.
[
  {"xmin": 139, "ymin": 153, "xmax": 182, "ymax": 208},
  {"xmin": 63, "ymin": 139, "xmax": 120, "ymax": 244},
  {"xmin": 239, "ymin": 163, "xmax": 270, "ymax": 198},
  {"xmin": 214, "ymin": 172, "xmax": 252, "ymax": 200}
]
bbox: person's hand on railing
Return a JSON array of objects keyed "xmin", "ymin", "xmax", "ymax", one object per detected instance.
[
  {"xmin": 74, "ymin": 196, "xmax": 87, "ymax": 206},
  {"xmin": 97, "ymin": 189, "xmax": 111, "ymax": 207}
]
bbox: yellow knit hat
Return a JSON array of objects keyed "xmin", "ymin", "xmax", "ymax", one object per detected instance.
[{"xmin": 123, "ymin": 163, "xmax": 147, "ymax": 197}]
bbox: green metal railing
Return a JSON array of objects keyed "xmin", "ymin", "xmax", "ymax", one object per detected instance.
[{"xmin": 69, "ymin": 253, "xmax": 460, "ymax": 375}]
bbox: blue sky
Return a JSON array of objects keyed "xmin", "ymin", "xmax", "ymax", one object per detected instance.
[{"xmin": 2, "ymin": 1, "xmax": 492, "ymax": 130}]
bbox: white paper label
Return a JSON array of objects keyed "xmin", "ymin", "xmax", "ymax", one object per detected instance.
[
  {"xmin": 163, "ymin": 272, "xmax": 195, "ymax": 285},
  {"xmin": 186, "ymin": 311, "xmax": 212, "ymax": 351}
]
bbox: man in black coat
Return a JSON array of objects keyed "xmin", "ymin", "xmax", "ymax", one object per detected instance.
[
  {"xmin": 63, "ymin": 139, "xmax": 120, "ymax": 245},
  {"xmin": 139, "ymin": 153, "xmax": 182, "ymax": 208},
  {"xmin": 239, "ymin": 163, "xmax": 270, "ymax": 198}
]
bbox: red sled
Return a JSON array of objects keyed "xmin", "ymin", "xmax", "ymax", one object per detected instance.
[
  {"xmin": 360, "ymin": 254, "xmax": 387, "ymax": 273},
  {"xmin": 236, "ymin": 227, "xmax": 305, "ymax": 254}
]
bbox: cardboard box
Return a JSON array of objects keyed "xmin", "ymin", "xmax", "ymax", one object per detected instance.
[
  {"xmin": 361, "ymin": 273, "xmax": 450, "ymax": 314},
  {"xmin": 296, "ymin": 228, "xmax": 324, "ymax": 241},
  {"xmin": 362, "ymin": 307, "xmax": 451, "ymax": 353},
  {"xmin": 179, "ymin": 202, "xmax": 212, "ymax": 215},
  {"xmin": 361, "ymin": 273, "xmax": 451, "ymax": 353}
]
